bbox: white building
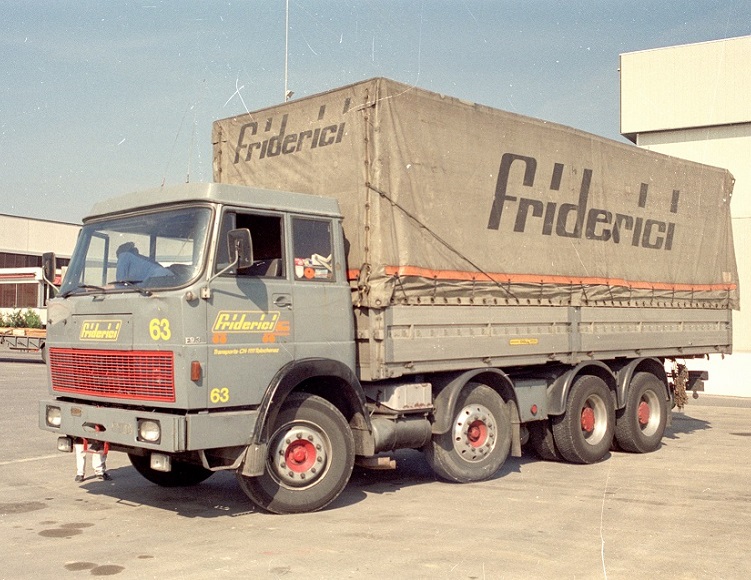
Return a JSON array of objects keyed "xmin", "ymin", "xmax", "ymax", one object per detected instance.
[
  {"xmin": 0, "ymin": 214, "xmax": 79, "ymax": 315},
  {"xmin": 621, "ymin": 35, "xmax": 751, "ymax": 396}
]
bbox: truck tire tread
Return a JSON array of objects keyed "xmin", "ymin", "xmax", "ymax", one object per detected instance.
[{"xmin": 552, "ymin": 375, "xmax": 614, "ymax": 464}]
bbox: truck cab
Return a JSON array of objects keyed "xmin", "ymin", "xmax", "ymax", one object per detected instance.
[{"xmin": 40, "ymin": 183, "xmax": 367, "ymax": 513}]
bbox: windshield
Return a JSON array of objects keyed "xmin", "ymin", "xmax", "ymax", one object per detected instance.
[{"xmin": 60, "ymin": 206, "xmax": 212, "ymax": 296}]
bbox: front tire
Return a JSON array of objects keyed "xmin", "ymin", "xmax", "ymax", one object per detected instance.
[
  {"xmin": 552, "ymin": 375, "xmax": 614, "ymax": 464},
  {"xmin": 237, "ymin": 393, "xmax": 355, "ymax": 514},
  {"xmin": 128, "ymin": 453, "xmax": 213, "ymax": 487},
  {"xmin": 615, "ymin": 372, "xmax": 668, "ymax": 453},
  {"xmin": 425, "ymin": 383, "xmax": 511, "ymax": 483}
]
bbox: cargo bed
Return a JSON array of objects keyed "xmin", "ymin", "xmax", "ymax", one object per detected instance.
[{"xmin": 355, "ymin": 305, "xmax": 731, "ymax": 381}]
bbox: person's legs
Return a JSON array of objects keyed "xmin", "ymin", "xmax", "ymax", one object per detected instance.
[
  {"xmin": 74, "ymin": 443, "xmax": 86, "ymax": 481},
  {"xmin": 92, "ymin": 451, "xmax": 106, "ymax": 475},
  {"xmin": 92, "ymin": 451, "xmax": 111, "ymax": 480}
]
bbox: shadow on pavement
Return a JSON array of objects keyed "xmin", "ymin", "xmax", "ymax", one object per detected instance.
[
  {"xmin": 78, "ymin": 468, "xmax": 265, "ymax": 519},
  {"xmin": 75, "ymin": 448, "xmax": 541, "ymax": 518},
  {"xmin": 664, "ymin": 411, "xmax": 711, "ymax": 440}
]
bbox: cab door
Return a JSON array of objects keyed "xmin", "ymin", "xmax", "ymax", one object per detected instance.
[
  {"xmin": 206, "ymin": 210, "xmax": 294, "ymax": 408},
  {"xmin": 289, "ymin": 216, "xmax": 355, "ymax": 364}
]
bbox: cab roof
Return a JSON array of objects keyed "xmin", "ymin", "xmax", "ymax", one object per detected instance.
[{"xmin": 85, "ymin": 182, "xmax": 342, "ymax": 222}]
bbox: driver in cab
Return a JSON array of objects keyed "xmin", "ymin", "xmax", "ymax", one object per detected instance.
[{"xmin": 116, "ymin": 242, "xmax": 174, "ymax": 282}]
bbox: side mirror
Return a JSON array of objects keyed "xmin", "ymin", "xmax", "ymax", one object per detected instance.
[
  {"xmin": 227, "ymin": 228, "xmax": 253, "ymax": 269},
  {"xmin": 42, "ymin": 252, "xmax": 57, "ymax": 283}
]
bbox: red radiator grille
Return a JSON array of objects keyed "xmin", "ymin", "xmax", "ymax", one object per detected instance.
[{"xmin": 50, "ymin": 348, "xmax": 175, "ymax": 402}]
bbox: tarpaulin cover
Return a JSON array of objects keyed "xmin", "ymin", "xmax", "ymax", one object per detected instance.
[{"xmin": 213, "ymin": 78, "xmax": 738, "ymax": 310}]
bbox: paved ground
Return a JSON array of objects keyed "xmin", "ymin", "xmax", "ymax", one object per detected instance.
[{"xmin": 2, "ymin": 354, "xmax": 750, "ymax": 579}]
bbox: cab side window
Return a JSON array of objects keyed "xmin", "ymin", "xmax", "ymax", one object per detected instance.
[
  {"xmin": 217, "ymin": 211, "xmax": 284, "ymax": 277},
  {"xmin": 292, "ymin": 217, "xmax": 333, "ymax": 281}
]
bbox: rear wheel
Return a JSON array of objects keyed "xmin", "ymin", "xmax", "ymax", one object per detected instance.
[
  {"xmin": 237, "ymin": 393, "xmax": 355, "ymax": 514},
  {"xmin": 615, "ymin": 372, "xmax": 668, "ymax": 453},
  {"xmin": 552, "ymin": 375, "xmax": 614, "ymax": 464},
  {"xmin": 528, "ymin": 419, "xmax": 562, "ymax": 461},
  {"xmin": 425, "ymin": 383, "xmax": 511, "ymax": 482},
  {"xmin": 128, "ymin": 453, "xmax": 213, "ymax": 487}
]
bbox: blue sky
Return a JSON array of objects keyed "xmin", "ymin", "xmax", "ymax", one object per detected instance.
[{"xmin": 2, "ymin": 0, "xmax": 750, "ymax": 223}]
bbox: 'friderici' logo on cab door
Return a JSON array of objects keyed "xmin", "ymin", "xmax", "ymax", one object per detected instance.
[
  {"xmin": 80, "ymin": 320, "xmax": 122, "ymax": 341},
  {"xmin": 212, "ymin": 311, "xmax": 280, "ymax": 333}
]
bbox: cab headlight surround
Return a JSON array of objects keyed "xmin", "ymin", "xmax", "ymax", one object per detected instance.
[{"xmin": 137, "ymin": 419, "xmax": 161, "ymax": 443}]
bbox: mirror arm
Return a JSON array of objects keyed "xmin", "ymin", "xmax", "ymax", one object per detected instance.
[
  {"xmin": 201, "ymin": 255, "xmax": 239, "ymax": 300},
  {"xmin": 207, "ymin": 255, "xmax": 239, "ymax": 285},
  {"xmin": 41, "ymin": 273, "xmax": 60, "ymax": 296}
]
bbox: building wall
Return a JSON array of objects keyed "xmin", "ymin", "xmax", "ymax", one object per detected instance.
[
  {"xmin": 0, "ymin": 214, "xmax": 79, "ymax": 311},
  {"xmin": 621, "ymin": 36, "xmax": 751, "ymax": 397},
  {"xmin": 621, "ymin": 36, "xmax": 751, "ymax": 138},
  {"xmin": 0, "ymin": 214, "xmax": 79, "ymax": 259}
]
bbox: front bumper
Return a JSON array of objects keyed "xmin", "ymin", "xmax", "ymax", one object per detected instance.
[{"xmin": 39, "ymin": 398, "xmax": 259, "ymax": 453}]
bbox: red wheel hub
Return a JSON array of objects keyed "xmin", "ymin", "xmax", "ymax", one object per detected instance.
[
  {"xmin": 285, "ymin": 440, "xmax": 316, "ymax": 473},
  {"xmin": 637, "ymin": 401, "xmax": 651, "ymax": 426},
  {"xmin": 466, "ymin": 420, "xmax": 488, "ymax": 448},
  {"xmin": 581, "ymin": 407, "xmax": 596, "ymax": 433}
]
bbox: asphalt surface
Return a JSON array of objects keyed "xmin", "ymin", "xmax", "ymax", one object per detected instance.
[{"xmin": 2, "ymin": 351, "xmax": 750, "ymax": 579}]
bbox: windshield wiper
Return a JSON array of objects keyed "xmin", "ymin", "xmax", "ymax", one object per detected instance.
[
  {"xmin": 115, "ymin": 280, "xmax": 152, "ymax": 297},
  {"xmin": 59, "ymin": 284, "xmax": 107, "ymax": 298}
]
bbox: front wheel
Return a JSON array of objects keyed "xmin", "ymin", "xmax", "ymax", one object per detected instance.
[
  {"xmin": 128, "ymin": 453, "xmax": 213, "ymax": 487},
  {"xmin": 615, "ymin": 372, "xmax": 668, "ymax": 453},
  {"xmin": 552, "ymin": 375, "xmax": 614, "ymax": 464},
  {"xmin": 425, "ymin": 383, "xmax": 511, "ymax": 483},
  {"xmin": 237, "ymin": 393, "xmax": 355, "ymax": 514}
]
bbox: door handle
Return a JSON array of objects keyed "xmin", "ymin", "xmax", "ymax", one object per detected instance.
[{"xmin": 273, "ymin": 294, "xmax": 293, "ymax": 309}]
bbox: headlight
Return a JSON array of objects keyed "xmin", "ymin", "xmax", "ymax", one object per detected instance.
[
  {"xmin": 46, "ymin": 406, "xmax": 62, "ymax": 427},
  {"xmin": 137, "ymin": 419, "xmax": 161, "ymax": 443},
  {"xmin": 57, "ymin": 436, "xmax": 73, "ymax": 452}
]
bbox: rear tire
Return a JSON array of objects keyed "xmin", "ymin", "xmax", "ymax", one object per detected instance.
[
  {"xmin": 552, "ymin": 375, "xmax": 614, "ymax": 464},
  {"xmin": 237, "ymin": 393, "xmax": 355, "ymax": 514},
  {"xmin": 128, "ymin": 453, "xmax": 213, "ymax": 487},
  {"xmin": 528, "ymin": 419, "xmax": 562, "ymax": 461},
  {"xmin": 425, "ymin": 383, "xmax": 511, "ymax": 482},
  {"xmin": 615, "ymin": 372, "xmax": 668, "ymax": 453}
]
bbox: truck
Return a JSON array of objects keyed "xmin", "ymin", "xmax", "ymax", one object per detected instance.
[
  {"xmin": 0, "ymin": 326, "xmax": 46, "ymax": 355},
  {"xmin": 40, "ymin": 78, "xmax": 738, "ymax": 514}
]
